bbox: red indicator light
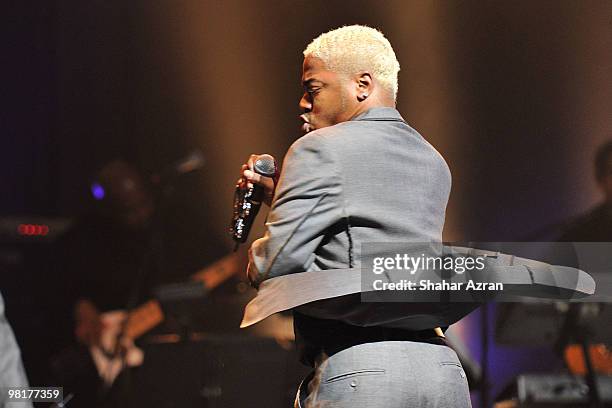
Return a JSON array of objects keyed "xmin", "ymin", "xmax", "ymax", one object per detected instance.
[{"xmin": 17, "ymin": 224, "xmax": 50, "ymax": 236}]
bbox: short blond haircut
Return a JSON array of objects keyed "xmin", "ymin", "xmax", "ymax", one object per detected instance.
[{"xmin": 303, "ymin": 25, "xmax": 400, "ymax": 99}]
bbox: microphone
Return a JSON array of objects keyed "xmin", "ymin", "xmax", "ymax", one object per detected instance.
[{"xmin": 230, "ymin": 154, "xmax": 277, "ymax": 244}]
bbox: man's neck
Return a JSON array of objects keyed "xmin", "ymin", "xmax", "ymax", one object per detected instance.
[{"xmin": 347, "ymin": 100, "xmax": 396, "ymax": 121}]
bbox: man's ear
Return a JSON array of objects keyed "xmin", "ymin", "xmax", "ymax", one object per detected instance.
[{"xmin": 356, "ymin": 72, "xmax": 373, "ymax": 102}]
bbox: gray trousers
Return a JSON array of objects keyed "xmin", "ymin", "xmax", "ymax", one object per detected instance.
[{"xmin": 296, "ymin": 341, "xmax": 472, "ymax": 408}]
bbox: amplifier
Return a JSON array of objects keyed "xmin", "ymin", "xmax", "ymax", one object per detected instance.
[{"xmin": 127, "ymin": 335, "xmax": 310, "ymax": 408}]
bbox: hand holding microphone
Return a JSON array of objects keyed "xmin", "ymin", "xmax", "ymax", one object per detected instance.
[
  {"xmin": 241, "ymin": 154, "xmax": 278, "ymax": 207},
  {"xmin": 230, "ymin": 154, "xmax": 278, "ymax": 244}
]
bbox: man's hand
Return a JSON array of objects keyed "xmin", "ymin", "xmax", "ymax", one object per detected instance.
[
  {"xmin": 240, "ymin": 154, "xmax": 278, "ymax": 207},
  {"xmin": 74, "ymin": 299, "xmax": 103, "ymax": 347}
]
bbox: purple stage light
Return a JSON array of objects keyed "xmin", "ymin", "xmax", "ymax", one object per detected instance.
[{"xmin": 91, "ymin": 182, "xmax": 105, "ymax": 200}]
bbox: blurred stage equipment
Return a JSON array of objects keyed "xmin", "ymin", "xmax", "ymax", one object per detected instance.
[
  {"xmin": 0, "ymin": 216, "xmax": 72, "ymax": 242},
  {"xmin": 516, "ymin": 373, "xmax": 612, "ymax": 406},
  {"xmin": 0, "ymin": 216, "xmax": 74, "ymax": 386},
  {"xmin": 496, "ymin": 300, "xmax": 612, "ymax": 407},
  {"xmin": 230, "ymin": 154, "xmax": 277, "ymax": 244},
  {"xmin": 131, "ymin": 335, "xmax": 309, "ymax": 408}
]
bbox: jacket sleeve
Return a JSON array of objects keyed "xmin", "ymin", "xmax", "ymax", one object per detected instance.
[{"xmin": 248, "ymin": 134, "xmax": 344, "ymax": 286}]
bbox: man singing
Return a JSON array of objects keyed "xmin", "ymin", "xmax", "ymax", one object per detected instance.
[{"xmin": 241, "ymin": 25, "xmax": 472, "ymax": 407}]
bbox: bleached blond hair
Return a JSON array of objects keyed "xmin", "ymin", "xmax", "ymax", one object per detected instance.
[{"xmin": 303, "ymin": 25, "xmax": 400, "ymax": 100}]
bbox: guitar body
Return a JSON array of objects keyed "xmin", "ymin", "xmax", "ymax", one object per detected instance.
[{"xmin": 90, "ymin": 310, "xmax": 145, "ymax": 386}]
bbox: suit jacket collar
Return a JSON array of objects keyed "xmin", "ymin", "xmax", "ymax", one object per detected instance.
[{"xmin": 351, "ymin": 106, "xmax": 405, "ymax": 123}]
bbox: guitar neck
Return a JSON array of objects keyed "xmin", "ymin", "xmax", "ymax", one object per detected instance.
[
  {"xmin": 124, "ymin": 251, "xmax": 248, "ymax": 340},
  {"xmin": 125, "ymin": 300, "xmax": 164, "ymax": 340},
  {"xmin": 190, "ymin": 250, "xmax": 247, "ymax": 289}
]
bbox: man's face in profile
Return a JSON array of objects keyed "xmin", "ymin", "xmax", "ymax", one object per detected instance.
[{"xmin": 299, "ymin": 56, "xmax": 354, "ymax": 133}]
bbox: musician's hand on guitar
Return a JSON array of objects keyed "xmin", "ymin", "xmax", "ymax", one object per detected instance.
[
  {"xmin": 74, "ymin": 299, "xmax": 103, "ymax": 346},
  {"xmin": 241, "ymin": 154, "xmax": 278, "ymax": 207}
]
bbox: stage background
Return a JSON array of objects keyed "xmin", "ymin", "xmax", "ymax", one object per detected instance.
[{"xmin": 2, "ymin": 1, "xmax": 611, "ymax": 406}]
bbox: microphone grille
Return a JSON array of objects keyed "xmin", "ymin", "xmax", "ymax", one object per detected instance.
[{"xmin": 254, "ymin": 154, "xmax": 277, "ymax": 177}]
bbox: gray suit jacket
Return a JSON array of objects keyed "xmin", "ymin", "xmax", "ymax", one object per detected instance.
[
  {"xmin": 248, "ymin": 107, "xmax": 456, "ymax": 327},
  {"xmin": 244, "ymin": 107, "xmax": 595, "ymax": 339}
]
